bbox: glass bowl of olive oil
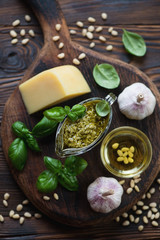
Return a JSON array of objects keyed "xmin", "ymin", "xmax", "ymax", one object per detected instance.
[
  {"xmin": 55, "ymin": 93, "xmax": 117, "ymax": 157},
  {"xmin": 100, "ymin": 126, "xmax": 152, "ymax": 178}
]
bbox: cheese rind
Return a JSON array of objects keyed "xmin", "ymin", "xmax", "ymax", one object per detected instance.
[{"xmin": 19, "ymin": 65, "xmax": 91, "ymax": 114}]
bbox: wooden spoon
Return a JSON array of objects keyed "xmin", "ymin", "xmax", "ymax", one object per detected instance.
[{"xmin": 1, "ymin": 0, "xmax": 160, "ymax": 227}]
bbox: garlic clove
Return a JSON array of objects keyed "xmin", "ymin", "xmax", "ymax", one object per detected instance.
[
  {"xmin": 118, "ymin": 82, "xmax": 156, "ymax": 120},
  {"xmin": 87, "ymin": 177, "xmax": 123, "ymax": 213}
]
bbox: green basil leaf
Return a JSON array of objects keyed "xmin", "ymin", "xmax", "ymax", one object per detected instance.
[
  {"xmin": 58, "ymin": 168, "xmax": 78, "ymax": 191},
  {"xmin": 67, "ymin": 112, "xmax": 78, "ymax": 122},
  {"xmin": 32, "ymin": 116, "xmax": 58, "ymax": 138},
  {"xmin": 70, "ymin": 104, "xmax": 86, "ymax": 118},
  {"xmin": 93, "ymin": 63, "xmax": 120, "ymax": 89},
  {"xmin": 95, "ymin": 100, "xmax": 110, "ymax": 117},
  {"xmin": 64, "ymin": 106, "xmax": 71, "ymax": 115},
  {"xmin": 12, "ymin": 121, "xmax": 30, "ymax": 138},
  {"xmin": 43, "ymin": 107, "xmax": 66, "ymax": 122},
  {"xmin": 44, "ymin": 156, "xmax": 62, "ymax": 174},
  {"xmin": 36, "ymin": 170, "xmax": 58, "ymax": 193},
  {"xmin": 25, "ymin": 133, "xmax": 41, "ymax": 152},
  {"xmin": 64, "ymin": 156, "xmax": 88, "ymax": 176},
  {"xmin": 8, "ymin": 138, "xmax": 27, "ymax": 171},
  {"xmin": 122, "ymin": 29, "xmax": 146, "ymax": 57}
]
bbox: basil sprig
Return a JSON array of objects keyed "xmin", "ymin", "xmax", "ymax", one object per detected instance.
[
  {"xmin": 122, "ymin": 29, "xmax": 146, "ymax": 57},
  {"xmin": 95, "ymin": 100, "xmax": 110, "ymax": 117},
  {"xmin": 36, "ymin": 156, "xmax": 88, "ymax": 192},
  {"xmin": 93, "ymin": 63, "xmax": 120, "ymax": 89}
]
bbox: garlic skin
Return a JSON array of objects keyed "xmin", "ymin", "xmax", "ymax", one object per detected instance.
[
  {"xmin": 87, "ymin": 177, "xmax": 123, "ymax": 213},
  {"xmin": 118, "ymin": 82, "xmax": 156, "ymax": 120}
]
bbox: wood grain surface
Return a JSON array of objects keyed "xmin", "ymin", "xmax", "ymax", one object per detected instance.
[{"xmin": 0, "ymin": 0, "xmax": 160, "ymax": 239}]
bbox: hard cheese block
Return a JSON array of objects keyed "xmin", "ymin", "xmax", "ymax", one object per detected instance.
[{"xmin": 19, "ymin": 65, "xmax": 91, "ymax": 114}]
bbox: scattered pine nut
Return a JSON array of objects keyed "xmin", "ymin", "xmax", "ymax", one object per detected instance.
[
  {"xmin": 112, "ymin": 143, "xmax": 119, "ymax": 149},
  {"xmin": 86, "ymin": 31, "xmax": 93, "ymax": 40},
  {"xmin": 43, "ymin": 196, "xmax": 50, "ymax": 201},
  {"xmin": 22, "ymin": 199, "xmax": 29, "ymax": 205},
  {"xmin": 147, "ymin": 192, "xmax": 151, "ymax": 199},
  {"xmin": 3, "ymin": 200, "xmax": 8, "ymax": 207},
  {"xmin": 9, "ymin": 210, "xmax": 15, "ymax": 218},
  {"xmin": 134, "ymin": 217, "xmax": 140, "ymax": 224},
  {"xmin": 89, "ymin": 42, "xmax": 95, "ymax": 48},
  {"xmin": 149, "ymin": 187, "xmax": 155, "ymax": 194},
  {"xmin": 126, "ymin": 187, "xmax": 133, "ymax": 194},
  {"xmin": 119, "ymin": 180, "xmax": 125, "ymax": 185},
  {"xmin": 101, "ymin": 12, "xmax": 107, "ymax": 20},
  {"xmin": 21, "ymin": 38, "xmax": 29, "ymax": 45},
  {"xmin": 88, "ymin": 25, "xmax": 95, "ymax": 32},
  {"xmin": 136, "ymin": 210, "xmax": 142, "ymax": 215},
  {"xmin": 151, "ymin": 207, "xmax": 158, "ymax": 213},
  {"xmin": 24, "ymin": 212, "xmax": 32, "ymax": 218},
  {"xmin": 70, "ymin": 29, "xmax": 77, "ymax": 34},
  {"xmin": 19, "ymin": 217, "xmax": 25, "ymax": 225},
  {"xmin": 133, "ymin": 174, "xmax": 141, "ymax": 179},
  {"xmin": 122, "ymin": 212, "xmax": 128, "ymax": 218},
  {"xmin": 142, "ymin": 205, "xmax": 149, "ymax": 210},
  {"xmin": 149, "ymin": 202, "xmax": 157, "ymax": 208},
  {"xmin": 20, "ymin": 29, "xmax": 26, "ymax": 36},
  {"xmin": 122, "ymin": 220, "xmax": 130, "ymax": 226},
  {"xmin": 106, "ymin": 45, "xmax": 113, "ymax": 51},
  {"xmin": 115, "ymin": 216, "xmax": 120, "ymax": 222},
  {"xmin": 12, "ymin": 19, "xmax": 20, "ymax": 27},
  {"xmin": 52, "ymin": 35, "xmax": 60, "ymax": 41},
  {"xmin": 76, "ymin": 21, "xmax": 83, "ymax": 28},
  {"xmin": 137, "ymin": 201, "xmax": 144, "ymax": 206},
  {"xmin": 0, "ymin": 214, "xmax": 4, "ymax": 223},
  {"xmin": 29, "ymin": 29, "xmax": 35, "ymax": 37},
  {"xmin": 25, "ymin": 15, "xmax": 31, "ymax": 22},
  {"xmin": 141, "ymin": 194, "xmax": 146, "ymax": 199},
  {"xmin": 157, "ymin": 178, "xmax": 160, "ymax": 184},
  {"xmin": 58, "ymin": 42, "xmax": 64, "ymax": 49},
  {"xmin": 88, "ymin": 17, "xmax": 96, "ymax": 23},
  {"xmin": 132, "ymin": 205, "xmax": 137, "ymax": 211},
  {"xmin": 73, "ymin": 58, "xmax": 80, "ymax": 65},
  {"xmin": 57, "ymin": 53, "xmax": 65, "ymax": 59},
  {"xmin": 147, "ymin": 210, "xmax": 152, "ymax": 218},
  {"xmin": 12, "ymin": 214, "xmax": 20, "ymax": 219},
  {"xmin": 78, "ymin": 53, "xmax": 86, "ymax": 60},
  {"xmin": 134, "ymin": 185, "xmax": 140, "ymax": 192},
  {"xmin": 130, "ymin": 179, "xmax": 135, "ymax": 188},
  {"xmin": 111, "ymin": 30, "xmax": 118, "ymax": 36},
  {"xmin": 134, "ymin": 178, "xmax": 141, "ymax": 184},
  {"xmin": 16, "ymin": 204, "xmax": 23, "ymax": 212},
  {"xmin": 11, "ymin": 38, "xmax": 18, "ymax": 45},
  {"xmin": 95, "ymin": 26, "xmax": 103, "ymax": 33},
  {"xmin": 151, "ymin": 220, "xmax": 159, "ymax": 227},
  {"xmin": 4, "ymin": 193, "xmax": 10, "ymax": 201},
  {"xmin": 53, "ymin": 193, "xmax": 59, "ymax": 200},
  {"xmin": 99, "ymin": 35, "xmax": 106, "ymax": 42},
  {"xmin": 154, "ymin": 212, "xmax": 160, "ymax": 219},
  {"xmin": 151, "ymin": 213, "xmax": 155, "ymax": 220},
  {"xmin": 34, "ymin": 213, "xmax": 42, "ymax": 219},
  {"xmin": 138, "ymin": 225, "xmax": 144, "ymax": 231},
  {"xmin": 10, "ymin": 30, "xmax": 17, "ymax": 38},
  {"xmin": 108, "ymin": 27, "xmax": 113, "ymax": 33},
  {"xmin": 143, "ymin": 216, "xmax": 148, "ymax": 224},
  {"xmin": 82, "ymin": 29, "xmax": 87, "ymax": 37},
  {"xmin": 129, "ymin": 214, "xmax": 134, "ymax": 222},
  {"xmin": 55, "ymin": 24, "xmax": 61, "ymax": 31}
]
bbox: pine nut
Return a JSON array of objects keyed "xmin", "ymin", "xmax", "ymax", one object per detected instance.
[
  {"xmin": 16, "ymin": 204, "xmax": 23, "ymax": 212},
  {"xmin": 115, "ymin": 216, "xmax": 120, "ymax": 222},
  {"xmin": 151, "ymin": 207, "xmax": 158, "ymax": 213},
  {"xmin": 117, "ymin": 150, "xmax": 123, "ymax": 157},
  {"xmin": 106, "ymin": 45, "xmax": 113, "ymax": 51},
  {"xmin": 152, "ymin": 220, "xmax": 158, "ymax": 227},
  {"xmin": 101, "ymin": 12, "xmax": 107, "ymax": 20},
  {"xmin": 119, "ymin": 180, "xmax": 125, "ymax": 185},
  {"xmin": 76, "ymin": 21, "xmax": 83, "ymax": 28},
  {"xmin": 136, "ymin": 210, "xmax": 142, "ymax": 215},
  {"xmin": 10, "ymin": 30, "xmax": 17, "ymax": 38},
  {"xmin": 57, "ymin": 53, "xmax": 65, "ymax": 59},
  {"xmin": 43, "ymin": 196, "xmax": 50, "ymax": 201},
  {"xmin": 134, "ymin": 178, "xmax": 141, "ymax": 184},
  {"xmin": 19, "ymin": 217, "xmax": 25, "ymax": 225},
  {"xmin": 11, "ymin": 38, "xmax": 18, "ymax": 44},
  {"xmin": 53, "ymin": 193, "xmax": 59, "ymax": 200},
  {"xmin": 134, "ymin": 217, "xmax": 140, "ymax": 224},
  {"xmin": 22, "ymin": 199, "xmax": 29, "ymax": 205},
  {"xmin": 111, "ymin": 30, "xmax": 118, "ymax": 36},
  {"xmin": 149, "ymin": 202, "xmax": 157, "ymax": 208},
  {"xmin": 20, "ymin": 29, "xmax": 26, "ymax": 36},
  {"xmin": 25, "ymin": 15, "xmax": 31, "ymax": 22},
  {"xmin": 70, "ymin": 29, "xmax": 77, "ymax": 34},
  {"xmin": 151, "ymin": 213, "xmax": 155, "ymax": 220},
  {"xmin": 108, "ymin": 27, "xmax": 113, "ymax": 33},
  {"xmin": 138, "ymin": 225, "xmax": 144, "ymax": 231},
  {"xmin": 137, "ymin": 201, "xmax": 144, "ymax": 206},
  {"xmin": 86, "ymin": 32, "xmax": 93, "ymax": 40},
  {"xmin": 147, "ymin": 210, "xmax": 152, "ymax": 218},
  {"xmin": 55, "ymin": 24, "xmax": 61, "ymax": 31},
  {"xmin": 122, "ymin": 220, "xmax": 130, "ymax": 226},
  {"xmin": 52, "ymin": 35, "xmax": 60, "ymax": 41},
  {"xmin": 95, "ymin": 26, "xmax": 103, "ymax": 33},
  {"xmin": 34, "ymin": 213, "xmax": 42, "ymax": 219},
  {"xmin": 58, "ymin": 42, "xmax": 64, "ymax": 49},
  {"xmin": 157, "ymin": 178, "xmax": 160, "ymax": 184},
  {"xmin": 134, "ymin": 185, "xmax": 140, "ymax": 192},
  {"xmin": 89, "ymin": 42, "xmax": 95, "ymax": 48},
  {"xmin": 133, "ymin": 174, "xmax": 141, "ymax": 179},
  {"xmin": 130, "ymin": 146, "xmax": 135, "ymax": 152},
  {"xmin": 12, "ymin": 19, "xmax": 20, "ymax": 27},
  {"xmin": 3, "ymin": 200, "xmax": 8, "ymax": 207},
  {"xmin": 130, "ymin": 179, "xmax": 135, "ymax": 188},
  {"xmin": 122, "ymin": 212, "xmax": 128, "ymax": 218},
  {"xmin": 29, "ymin": 29, "xmax": 35, "ymax": 37},
  {"xmin": 129, "ymin": 214, "xmax": 134, "ymax": 222},
  {"xmin": 78, "ymin": 53, "xmax": 86, "ymax": 60},
  {"xmin": 99, "ymin": 35, "xmax": 106, "ymax": 42},
  {"xmin": 13, "ymin": 214, "xmax": 20, "ymax": 219},
  {"xmin": 154, "ymin": 212, "xmax": 160, "ymax": 219},
  {"xmin": 82, "ymin": 29, "xmax": 87, "ymax": 36},
  {"xmin": 141, "ymin": 194, "xmax": 146, "ymax": 199},
  {"xmin": 149, "ymin": 187, "xmax": 155, "ymax": 194},
  {"xmin": 143, "ymin": 216, "xmax": 148, "ymax": 224},
  {"xmin": 132, "ymin": 205, "xmax": 137, "ymax": 211},
  {"xmin": 4, "ymin": 193, "xmax": 10, "ymax": 201},
  {"xmin": 0, "ymin": 214, "xmax": 4, "ymax": 222},
  {"xmin": 22, "ymin": 38, "xmax": 29, "ymax": 45},
  {"xmin": 24, "ymin": 212, "xmax": 32, "ymax": 218},
  {"xmin": 147, "ymin": 192, "xmax": 151, "ymax": 199},
  {"xmin": 73, "ymin": 58, "xmax": 80, "ymax": 65},
  {"xmin": 9, "ymin": 210, "xmax": 15, "ymax": 218},
  {"xmin": 142, "ymin": 205, "xmax": 149, "ymax": 210},
  {"xmin": 88, "ymin": 17, "xmax": 96, "ymax": 23},
  {"xmin": 88, "ymin": 25, "xmax": 95, "ymax": 32},
  {"xmin": 126, "ymin": 187, "xmax": 133, "ymax": 194}
]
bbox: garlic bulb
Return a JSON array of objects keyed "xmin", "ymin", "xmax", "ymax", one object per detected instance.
[
  {"xmin": 118, "ymin": 82, "xmax": 156, "ymax": 120},
  {"xmin": 87, "ymin": 177, "xmax": 123, "ymax": 213}
]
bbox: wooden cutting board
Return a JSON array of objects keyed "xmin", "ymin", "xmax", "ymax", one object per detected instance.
[{"xmin": 1, "ymin": 0, "xmax": 160, "ymax": 227}]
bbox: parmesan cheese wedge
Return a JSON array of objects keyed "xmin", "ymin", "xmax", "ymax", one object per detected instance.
[{"xmin": 19, "ymin": 65, "xmax": 91, "ymax": 114}]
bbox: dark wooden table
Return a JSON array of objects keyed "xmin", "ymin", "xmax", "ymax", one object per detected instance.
[{"xmin": 0, "ymin": 0, "xmax": 160, "ymax": 239}]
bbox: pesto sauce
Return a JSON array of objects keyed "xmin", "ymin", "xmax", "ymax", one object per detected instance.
[{"xmin": 63, "ymin": 100, "xmax": 109, "ymax": 148}]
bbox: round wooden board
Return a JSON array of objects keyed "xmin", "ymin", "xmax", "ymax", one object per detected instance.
[{"xmin": 1, "ymin": 0, "xmax": 160, "ymax": 227}]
